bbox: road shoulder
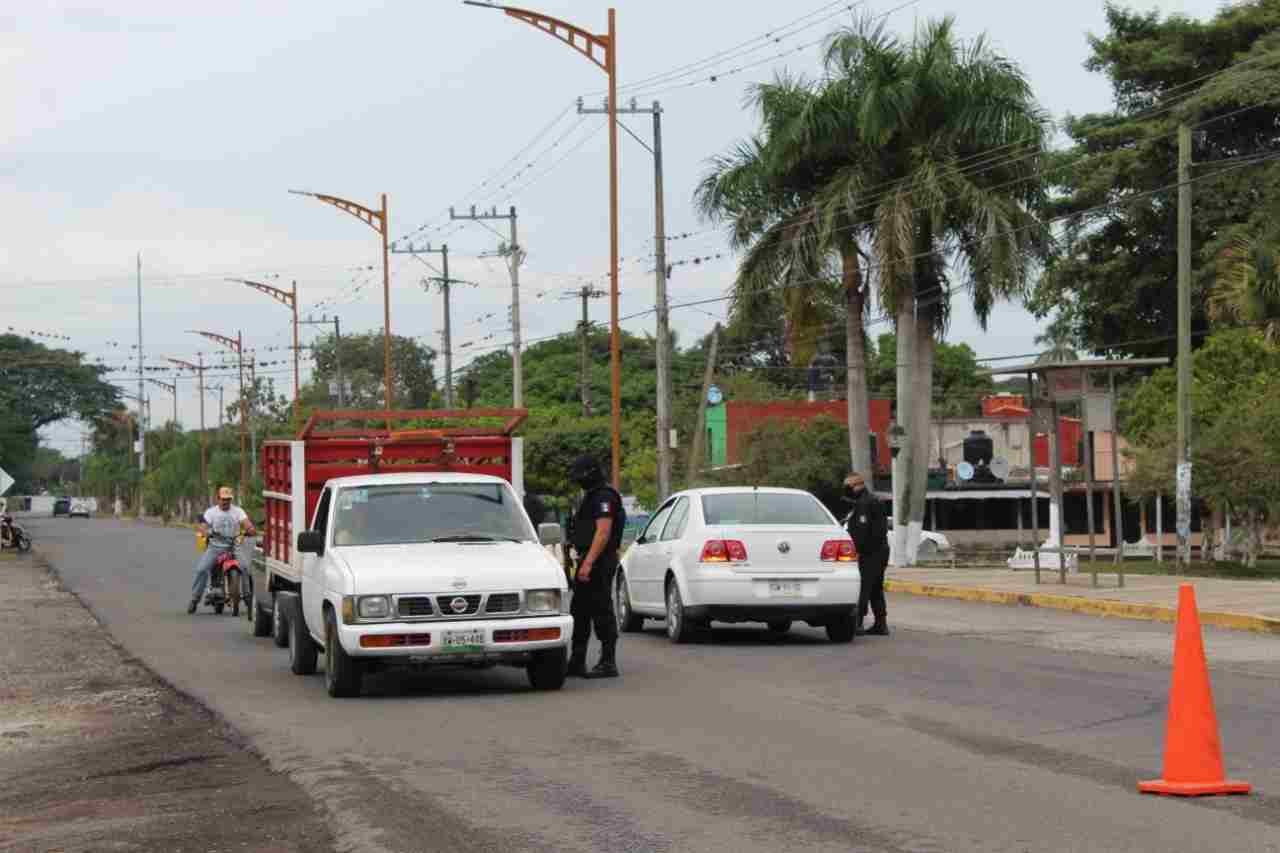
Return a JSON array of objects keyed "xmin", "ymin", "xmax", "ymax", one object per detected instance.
[{"xmin": 0, "ymin": 551, "xmax": 333, "ymax": 852}]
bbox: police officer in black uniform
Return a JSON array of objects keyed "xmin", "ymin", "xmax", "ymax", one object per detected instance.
[
  {"xmin": 844, "ymin": 472, "xmax": 890, "ymax": 635},
  {"xmin": 567, "ymin": 454, "xmax": 626, "ymax": 679}
]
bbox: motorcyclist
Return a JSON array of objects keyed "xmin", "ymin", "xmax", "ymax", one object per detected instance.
[{"xmin": 188, "ymin": 486, "xmax": 256, "ymax": 614}]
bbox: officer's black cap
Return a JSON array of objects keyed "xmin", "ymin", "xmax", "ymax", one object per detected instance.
[{"xmin": 568, "ymin": 454, "xmax": 603, "ymax": 482}]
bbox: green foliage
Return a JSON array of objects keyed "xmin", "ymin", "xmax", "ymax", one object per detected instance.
[
  {"xmin": 0, "ymin": 335, "xmax": 119, "ymax": 491},
  {"xmin": 867, "ymin": 333, "xmax": 993, "ymax": 417},
  {"xmin": 718, "ymin": 416, "xmax": 852, "ymax": 514},
  {"xmin": 1031, "ymin": 0, "xmax": 1280, "ymax": 356},
  {"xmin": 307, "ymin": 331, "xmax": 438, "ymax": 408}
]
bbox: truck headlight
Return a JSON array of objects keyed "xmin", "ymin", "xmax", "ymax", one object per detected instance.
[
  {"xmin": 525, "ymin": 589, "xmax": 561, "ymax": 613},
  {"xmin": 357, "ymin": 595, "xmax": 391, "ymax": 620}
]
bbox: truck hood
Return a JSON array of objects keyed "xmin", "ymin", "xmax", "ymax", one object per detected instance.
[{"xmin": 331, "ymin": 541, "xmax": 565, "ymax": 594}]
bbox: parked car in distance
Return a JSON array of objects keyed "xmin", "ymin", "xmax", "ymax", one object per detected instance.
[
  {"xmin": 68, "ymin": 498, "xmax": 93, "ymax": 518},
  {"xmin": 616, "ymin": 487, "xmax": 862, "ymax": 644},
  {"xmin": 52, "ymin": 497, "xmax": 71, "ymax": 517}
]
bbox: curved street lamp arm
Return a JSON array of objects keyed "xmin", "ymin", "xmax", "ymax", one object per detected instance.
[
  {"xmin": 288, "ymin": 189, "xmax": 385, "ymax": 235},
  {"xmin": 167, "ymin": 357, "xmax": 200, "ymax": 372},
  {"xmin": 229, "ymin": 278, "xmax": 294, "ymax": 309},
  {"xmin": 465, "ymin": 2, "xmax": 609, "ymax": 71},
  {"xmin": 189, "ymin": 330, "xmax": 241, "ymax": 354}
]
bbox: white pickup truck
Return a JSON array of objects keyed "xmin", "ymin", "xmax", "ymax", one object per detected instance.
[{"xmin": 251, "ymin": 409, "xmax": 570, "ymax": 698}]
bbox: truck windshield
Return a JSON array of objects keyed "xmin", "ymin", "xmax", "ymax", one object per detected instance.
[{"xmin": 331, "ymin": 483, "xmax": 535, "ymax": 547}]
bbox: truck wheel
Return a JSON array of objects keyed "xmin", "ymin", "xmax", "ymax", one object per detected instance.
[
  {"xmin": 615, "ymin": 570, "xmax": 644, "ymax": 633},
  {"xmin": 288, "ymin": 605, "xmax": 318, "ymax": 675},
  {"xmin": 324, "ymin": 608, "xmax": 362, "ymax": 698},
  {"xmin": 272, "ymin": 595, "xmax": 289, "ymax": 648},
  {"xmin": 527, "ymin": 648, "xmax": 567, "ymax": 691},
  {"xmin": 252, "ymin": 597, "xmax": 272, "ymax": 637}
]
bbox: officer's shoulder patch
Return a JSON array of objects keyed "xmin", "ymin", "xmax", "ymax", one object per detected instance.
[{"xmin": 600, "ymin": 501, "xmax": 611, "ymax": 513}]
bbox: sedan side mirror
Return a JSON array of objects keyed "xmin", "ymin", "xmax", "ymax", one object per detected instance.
[
  {"xmin": 297, "ymin": 530, "xmax": 325, "ymax": 555},
  {"xmin": 538, "ymin": 523, "xmax": 563, "ymax": 546}
]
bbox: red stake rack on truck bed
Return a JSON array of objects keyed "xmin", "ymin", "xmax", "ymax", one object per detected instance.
[{"xmin": 255, "ymin": 409, "xmax": 527, "ymax": 603}]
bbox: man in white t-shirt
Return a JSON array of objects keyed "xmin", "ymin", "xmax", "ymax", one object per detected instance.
[{"xmin": 188, "ymin": 486, "xmax": 256, "ymax": 614}]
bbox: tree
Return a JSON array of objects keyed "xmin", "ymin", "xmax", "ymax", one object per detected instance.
[
  {"xmin": 1031, "ymin": 1, "xmax": 1280, "ymax": 357},
  {"xmin": 696, "ymin": 67, "xmax": 876, "ymax": 478},
  {"xmin": 822, "ymin": 17, "xmax": 1050, "ymax": 563},
  {"xmin": 0, "ymin": 335, "xmax": 119, "ymax": 491},
  {"xmin": 1124, "ymin": 329, "xmax": 1280, "ymax": 565},
  {"xmin": 307, "ymin": 332, "xmax": 438, "ymax": 408},
  {"xmin": 867, "ymin": 333, "xmax": 993, "ymax": 418},
  {"xmin": 720, "ymin": 416, "xmax": 852, "ymax": 515},
  {"xmin": 1211, "ymin": 225, "xmax": 1280, "ymax": 342}
]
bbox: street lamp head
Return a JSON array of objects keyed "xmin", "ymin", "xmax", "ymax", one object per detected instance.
[{"xmin": 462, "ymin": 0, "xmax": 503, "ymax": 7}]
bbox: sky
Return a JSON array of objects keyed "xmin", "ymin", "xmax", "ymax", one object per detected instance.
[{"xmin": 3, "ymin": 0, "xmax": 1218, "ymax": 456}]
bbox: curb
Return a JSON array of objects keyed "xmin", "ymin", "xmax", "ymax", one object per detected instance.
[{"xmin": 884, "ymin": 579, "xmax": 1280, "ymax": 636}]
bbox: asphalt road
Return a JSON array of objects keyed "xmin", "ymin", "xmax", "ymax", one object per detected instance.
[{"xmin": 30, "ymin": 516, "xmax": 1280, "ymax": 853}]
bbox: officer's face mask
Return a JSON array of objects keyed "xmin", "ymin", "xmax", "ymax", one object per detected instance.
[{"xmin": 844, "ymin": 483, "xmax": 865, "ymax": 499}]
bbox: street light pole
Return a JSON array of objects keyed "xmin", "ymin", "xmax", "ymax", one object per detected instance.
[
  {"xmin": 464, "ymin": 1, "xmax": 621, "ymax": 486},
  {"xmin": 168, "ymin": 356, "xmax": 207, "ymax": 501},
  {"xmin": 191, "ymin": 329, "xmax": 247, "ymax": 495},
  {"xmin": 229, "ymin": 278, "xmax": 301, "ymax": 425},
  {"xmin": 290, "ymin": 189, "xmax": 393, "ymax": 411}
]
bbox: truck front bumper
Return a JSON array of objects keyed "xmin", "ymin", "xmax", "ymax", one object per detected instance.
[{"xmin": 338, "ymin": 614, "xmax": 572, "ymax": 663}]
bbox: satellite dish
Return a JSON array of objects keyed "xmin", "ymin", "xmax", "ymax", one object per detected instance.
[
  {"xmin": 957, "ymin": 461, "xmax": 975, "ymax": 482},
  {"xmin": 990, "ymin": 457, "xmax": 1010, "ymax": 480},
  {"xmin": 707, "ymin": 385, "xmax": 723, "ymax": 405}
]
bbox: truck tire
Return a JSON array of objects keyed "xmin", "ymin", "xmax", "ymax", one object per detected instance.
[
  {"xmin": 526, "ymin": 648, "xmax": 567, "ymax": 691},
  {"xmin": 272, "ymin": 595, "xmax": 289, "ymax": 648},
  {"xmin": 288, "ymin": 601, "xmax": 318, "ymax": 675},
  {"xmin": 324, "ymin": 608, "xmax": 362, "ymax": 698},
  {"xmin": 252, "ymin": 598, "xmax": 272, "ymax": 637}
]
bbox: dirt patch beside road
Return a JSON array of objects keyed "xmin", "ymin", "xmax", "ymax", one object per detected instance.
[{"xmin": 0, "ymin": 552, "xmax": 333, "ymax": 852}]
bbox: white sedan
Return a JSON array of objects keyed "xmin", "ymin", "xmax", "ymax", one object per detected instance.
[{"xmin": 615, "ymin": 487, "xmax": 862, "ymax": 643}]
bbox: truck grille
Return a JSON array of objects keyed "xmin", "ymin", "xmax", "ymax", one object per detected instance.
[
  {"xmin": 397, "ymin": 596, "xmax": 435, "ymax": 618},
  {"xmin": 435, "ymin": 594, "xmax": 482, "ymax": 616},
  {"xmin": 484, "ymin": 593, "xmax": 520, "ymax": 614}
]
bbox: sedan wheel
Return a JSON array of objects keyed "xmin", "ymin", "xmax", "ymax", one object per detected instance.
[
  {"xmin": 665, "ymin": 580, "xmax": 696, "ymax": 644},
  {"xmin": 616, "ymin": 570, "xmax": 644, "ymax": 633}
]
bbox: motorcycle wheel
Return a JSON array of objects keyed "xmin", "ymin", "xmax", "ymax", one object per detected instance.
[
  {"xmin": 17, "ymin": 533, "xmax": 31, "ymax": 553},
  {"xmin": 214, "ymin": 600, "xmax": 225, "ymax": 615},
  {"xmin": 228, "ymin": 571, "xmax": 241, "ymax": 618}
]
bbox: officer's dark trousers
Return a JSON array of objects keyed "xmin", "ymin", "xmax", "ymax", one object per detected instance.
[
  {"xmin": 571, "ymin": 562, "xmax": 618, "ymax": 660},
  {"xmin": 857, "ymin": 548, "xmax": 889, "ymax": 627}
]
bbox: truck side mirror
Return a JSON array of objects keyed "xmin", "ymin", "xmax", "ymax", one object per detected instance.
[
  {"xmin": 538, "ymin": 523, "xmax": 563, "ymax": 546},
  {"xmin": 297, "ymin": 530, "xmax": 325, "ymax": 555}
]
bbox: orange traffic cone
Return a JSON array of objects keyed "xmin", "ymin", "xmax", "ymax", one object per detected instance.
[{"xmin": 1139, "ymin": 584, "xmax": 1251, "ymax": 796}]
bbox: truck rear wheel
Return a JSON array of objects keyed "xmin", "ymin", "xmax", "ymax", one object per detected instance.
[
  {"xmin": 527, "ymin": 648, "xmax": 567, "ymax": 691},
  {"xmin": 272, "ymin": 595, "xmax": 289, "ymax": 647},
  {"xmin": 252, "ymin": 597, "xmax": 272, "ymax": 637},
  {"xmin": 288, "ymin": 602, "xmax": 318, "ymax": 675}
]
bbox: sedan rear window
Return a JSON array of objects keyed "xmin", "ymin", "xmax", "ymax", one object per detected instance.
[{"xmin": 701, "ymin": 493, "xmax": 832, "ymax": 526}]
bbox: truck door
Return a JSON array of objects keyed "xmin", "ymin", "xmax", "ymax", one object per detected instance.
[{"xmin": 301, "ymin": 487, "xmax": 332, "ymax": 642}]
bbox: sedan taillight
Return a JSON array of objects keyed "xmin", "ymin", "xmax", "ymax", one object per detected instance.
[
  {"xmin": 820, "ymin": 539, "xmax": 857, "ymax": 562},
  {"xmin": 701, "ymin": 539, "xmax": 749, "ymax": 562}
]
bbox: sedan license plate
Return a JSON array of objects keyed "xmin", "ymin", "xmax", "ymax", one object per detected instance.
[
  {"xmin": 442, "ymin": 629, "xmax": 485, "ymax": 652},
  {"xmin": 768, "ymin": 581, "xmax": 803, "ymax": 598}
]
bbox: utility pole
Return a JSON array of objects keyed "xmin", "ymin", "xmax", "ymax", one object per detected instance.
[
  {"xmin": 579, "ymin": 96, "xmax": 672, "ymax": 500},
  {"xmin": 1176, "ymin": 123, "xmax": 1193, "ymax": 569},
  {"xmin": 451, "ymin": 206, "xmax": 524, "ymax": 408},
  {"xmin": 687, "ymin": 324, "xmax": 720, "ymax": 489},
  {"xmin": 136, "ymin": 253, "xmax": 145, "ymax": 500},
  {"xmin": 391, "ymin": 242, "xmax": 462, "ymax": 407},
  {"xmin": 168, "ymin": 355, "xmax": 208, "ymax": 502},
  {"xmin": 191, "ymin": 330, "xmax": 246, "ymax": 497},
  {"xmin": 563, "ymin": 285, "xmax": 605, "ymax": 416},
  {"xmin": 301, "ymin": 315, "xmax": 346, "ymax": 406}
]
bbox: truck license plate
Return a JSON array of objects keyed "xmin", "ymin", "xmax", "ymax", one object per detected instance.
[
  {"xmin": 768, "ymin": 581, "xmax": 802, "ymax": 598},
  {"xmin": 442, "ymin": 629, "xmax": 485, "ymax": 652}
]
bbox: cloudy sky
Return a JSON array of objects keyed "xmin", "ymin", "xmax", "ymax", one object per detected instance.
[{"xmin": 3, "ymin": 0, "xmax": 1213, "ymax": 454}]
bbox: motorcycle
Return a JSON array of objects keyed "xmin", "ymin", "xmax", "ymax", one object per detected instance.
[
  {"xmin": 0, "ymin": 513, "xmax": 32, "ymax": 553},
  {"xmin": 200, "ymin": 533, "xmax": 247, "ymax": 616}
]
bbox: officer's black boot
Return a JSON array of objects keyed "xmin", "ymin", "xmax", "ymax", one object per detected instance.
[
  {"xmin": 567, "ymin": 644, "xmax": 589, "ymax": 677},
  {"xmin": 585, "ymin": 641, "xmax": 619, "ymax": 679}
]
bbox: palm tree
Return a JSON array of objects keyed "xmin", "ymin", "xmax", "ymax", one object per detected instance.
[
  {"xmin": 1211, "ymin": 230, "xmax": 1280, "ymax": 341},
  {"xmin": 696, "ymin": 73, "xmax": 877, "ymax": 475},
  {"xmin": 821, "ymin": 17, "xmax": 1051, "ymax": 563}
]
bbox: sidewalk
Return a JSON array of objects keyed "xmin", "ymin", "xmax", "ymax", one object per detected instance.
[{"xmin": 885, "ymin": 566, "xmax": 1280, "ymax": 635}]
